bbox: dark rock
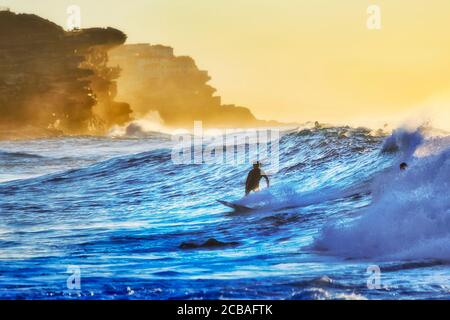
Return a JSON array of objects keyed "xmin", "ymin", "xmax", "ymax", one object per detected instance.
[{"xmin": 179, "ymin": 238, "xmax": 239, "ymax": 250}]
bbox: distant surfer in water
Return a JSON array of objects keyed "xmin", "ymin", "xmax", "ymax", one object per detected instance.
[
  {"xmin": 245, "ymin": 161, "xmax": 270, "ymax": 196},
  {"xmin": 400, "ymin": 162, "xmax": 408, "ymax": 171}
]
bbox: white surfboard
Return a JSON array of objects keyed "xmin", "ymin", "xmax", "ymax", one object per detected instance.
[{"xmin": 217, "ymin": 200, "xmax": 253, "ymax": 212}]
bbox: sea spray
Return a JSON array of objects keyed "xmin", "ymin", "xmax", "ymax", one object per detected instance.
[{"xmin": 314, "ymin": 130, "xmax": 450, "ymax": 260}]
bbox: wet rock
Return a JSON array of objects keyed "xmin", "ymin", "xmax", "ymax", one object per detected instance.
[{"xmin": 179, "ymin": 238, "xmax": 239, "ymax": 250}]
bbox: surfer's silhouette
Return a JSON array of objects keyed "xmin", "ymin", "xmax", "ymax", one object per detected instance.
[
  {"xmin": 245, "ymin": 161, "xmax": 269, "ymax": 196},
  {"xmin": 400, "ymin": 162, "xmax": 408, "ymax": 171}
]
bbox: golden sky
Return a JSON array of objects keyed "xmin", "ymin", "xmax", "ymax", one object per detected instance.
[{"xmin": 3, "ymin": 0, "xmax": 450, "ymax": 129}]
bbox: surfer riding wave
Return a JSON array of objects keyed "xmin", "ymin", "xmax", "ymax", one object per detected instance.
[{"xmin": 245, "ymin": 161, "xmax": 270, "ymax": 196}]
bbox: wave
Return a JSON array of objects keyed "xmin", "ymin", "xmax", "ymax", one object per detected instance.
[
  {"xmin": 314, "ymin": 129, "xmax": 450, "ymax": 261},
  {"xmin": 2, "ymin": 123, "xmax": 450, "ymax": 299},
  {"xmin": 230, "ymin": 126, "xmax": 385, "ymax": 211},
  {"xmin": 0, "ymin": 150, "xmax": 44, "ymax": 160},
  {"xmin": 381, "ymin": 128, "xmax": 423, "ymax": 157},
  {"xmin": 108, "ymin": 111, "xmax": 173, "ymax": 137}
]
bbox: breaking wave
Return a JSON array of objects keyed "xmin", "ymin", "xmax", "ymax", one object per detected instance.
[{"xmin": 314, "ymin": 129, "xmax": 450, "ymax": 261}]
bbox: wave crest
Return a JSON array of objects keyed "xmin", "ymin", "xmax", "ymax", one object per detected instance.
[{"xmin": 314, "ymin": 129, "xmax": 450, "ymax": 261}]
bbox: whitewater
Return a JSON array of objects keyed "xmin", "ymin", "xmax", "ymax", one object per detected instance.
[{"xmin": 0, "ymin": 125, "xmax": 449, "ymax": 299}]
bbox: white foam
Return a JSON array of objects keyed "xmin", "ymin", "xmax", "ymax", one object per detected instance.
[{"xmin": 315, "ymin": 129, "xmax": 450, "ymax": 261}]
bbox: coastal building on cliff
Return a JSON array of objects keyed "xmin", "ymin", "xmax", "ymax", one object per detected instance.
[{"xmin": 109, "ymin": 44, "xmax": 267, "ymax": 128}]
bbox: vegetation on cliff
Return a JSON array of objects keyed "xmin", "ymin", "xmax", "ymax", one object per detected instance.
[
  {"xmin": 0, "ymin": 11, "xmax": 279, "ymax": 139},
  {"xmin": 0, "ymin": 11, "xmax": 129, "ymax": 136}
]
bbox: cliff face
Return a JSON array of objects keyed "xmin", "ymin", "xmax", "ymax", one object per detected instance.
[
  {"xmin": 79, "ymin": 39, "xmax": 132, "ymax": 129},
  {"xmin": 109, "ymin": 44, "xmax": 273, "ymax": 128},
  {"xmin": 0, "ymin": 11, "xmax": 130, "ymax": 136},
  {"xmin": 0, "ymin": 11, "xmax": 279, "ymax": 139}
]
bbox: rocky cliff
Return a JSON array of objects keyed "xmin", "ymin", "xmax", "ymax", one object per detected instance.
[
  {"xmin": 109, "ymin": 44, "xmax": 278, "ymax": 128},
  {"xmin": 0, "ymin": 11, "xmax": 130, "ymax": 137},
  {"xmin": 0, "ymin": 11, "xmax": 280, "ymax": 139}
]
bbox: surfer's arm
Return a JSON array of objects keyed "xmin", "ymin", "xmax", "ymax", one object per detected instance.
[
  {"xmin": 262, "ymin": 174, "xmax": 269, "ymax": 188},
  {"xmin": 245, "ymin": 172, "xmax": 252, "ymax": 188},
  {"xmin": 245, "ymin": 173, "xmax": 252, "ymax": 195}
]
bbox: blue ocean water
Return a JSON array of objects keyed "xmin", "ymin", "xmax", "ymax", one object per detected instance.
[{"xmin": 0, "ymin": 126, "xmax": 449, "ymax": 300}]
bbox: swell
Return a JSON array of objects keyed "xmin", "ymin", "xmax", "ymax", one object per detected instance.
[
  {"xmin": 0, "ymin": 150, "xmax": 44, "ymax": 160},
  {"xmin": 0, "ymin": 147, "xmax": 172, "ymax": 191},
  {"xmin": 0, "ymin": 126, "xmax": 381, "ymax": 186}
]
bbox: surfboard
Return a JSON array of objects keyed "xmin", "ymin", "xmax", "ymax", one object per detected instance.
[{"xmin": 217, "ymin": 200, "xmax": 253, "ymax": 212}]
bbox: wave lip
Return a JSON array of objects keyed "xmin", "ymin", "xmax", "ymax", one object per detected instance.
[{"xmin": 381, "ymin": 128, "xmax": 423, "ymax": 157}]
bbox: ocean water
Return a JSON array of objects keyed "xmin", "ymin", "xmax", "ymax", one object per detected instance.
[{"xmin": 0, "ymin": 126, "xmax": 449, "ymax": 300}]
